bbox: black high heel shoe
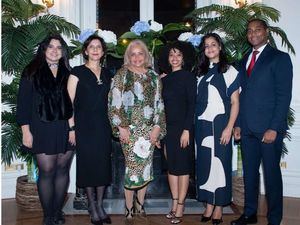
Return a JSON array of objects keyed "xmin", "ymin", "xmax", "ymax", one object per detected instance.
[
  {"xmin": 100, "ymin": 215, "xmax": 112, "ymax": 224},
  {"xmin": 212, "ymin": 217, "xmax": 223, "ymax": 225},
  {"xmin": 134, "ymin": 197, "xmax": 146, "ymax": 217},
  {"xmin": 170, "ymin": 202, "xmax": 185, "ymax": 224},
  {"xmin": 200, "ymin": 214, "xmax": 212, "ymax": 222},
  {"xmin": 125, "ymin": 205, "xmax": 134, "ymax": 219},
  {"xmin": 201, "ymin": 205, "xmax": 215, "ymax": 222},
  {"xmin": 166, "ymin": 197, "xmax": 178, "ymax": 219},
  {"xmin": 53, "ymin": 211, "xmax": 65, "ymax": 225},
  {"xmin": 90, "ymin": 218, "xmax": 103, "ymax": 225}
]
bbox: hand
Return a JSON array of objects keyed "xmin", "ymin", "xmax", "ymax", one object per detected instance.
[
  {"xmin": 220, "ymin": 126, "xmax": 232, "ymax": 145},
  {"xmin": 150, "ymin": 126, "xmax": 161, "ymax": 145},
  {"xmin": 69, "ymin": 131, "xmax": 76, "ymax": 146},
  {"xmin": 233, "ymin": 127, "xmax": 241, "ymax": 141},
  {"xmin": 22, "ymin": 130, "xmax": 33, "ymax": 148},
  {"xmin": 262, "ymin": 129, "xmax": 277, "ymax": 143},
  {"xmin": 180, "ymin": 130, "xmax": 190, "ymax": 149},
  {"xmin": 155, "ymin": 140, "xmax": 161, "ymax": 149},
  {"xmin": 159, "ymin": 73, "xmax": 167, "ymax": 78},
  {"xmin": 119, "ymin": 126, "xmax": 130, "ymax": 144}
]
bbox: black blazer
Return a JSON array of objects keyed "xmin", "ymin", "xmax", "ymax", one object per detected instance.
[{"xmin": 238, "ymin": 44, "xmax": 293, "ymax": 133}]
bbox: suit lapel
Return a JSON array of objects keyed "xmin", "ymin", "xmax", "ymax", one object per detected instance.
[{"xmin": 249, "ymin": 44, "xmax": 272, "ymax": 77}]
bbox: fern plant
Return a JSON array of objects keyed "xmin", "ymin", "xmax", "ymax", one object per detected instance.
[
  {"xmin": 1, "ymin": 0, "xmax": 80, "ymax": 166},
  {"xmin": 186, "ymin": 2, "xmax": 295, "ymax": 155}
]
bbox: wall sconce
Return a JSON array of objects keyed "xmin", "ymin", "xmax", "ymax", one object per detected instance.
[
  {"xmin": 235, "ymin": 0, "xmax": 246, "ymax": 8},
  {"xmin": 42, "ymin": 0, "xmax": 54, "ymax": 8}
]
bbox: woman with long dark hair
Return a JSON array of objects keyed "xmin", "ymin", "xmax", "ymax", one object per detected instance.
[
  {"xmin": 17, "ymin": 35, "xmax": 74, "ymax": 225},
  {"xmin": 67, "ymin": 35, "xmax": 112, "ymax": 225},
  {"xmin": 195, "ymin": 33, "xmax": 239, "ymax": 225}
]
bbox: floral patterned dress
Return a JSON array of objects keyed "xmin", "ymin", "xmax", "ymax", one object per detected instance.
[{"xmin": 108, "ymin": 67, "xmax": 166, "ymax": 190}]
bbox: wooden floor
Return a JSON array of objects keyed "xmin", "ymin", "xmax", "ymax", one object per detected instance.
[{"xmin": 2, "ymin": 196, "xmax": 300, "ymax": 225}]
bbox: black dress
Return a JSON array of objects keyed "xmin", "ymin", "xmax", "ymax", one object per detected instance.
[
  {"xmin": 161, "ymin": 70, "xmax": 196, "ymax": 175},
  {"xmin": 71, "ymin": 65, "xmax": 112, "ymax": 187},
  {"xmin": 16, "ymin": 63, "xmax": 73, "ymax": 155}
]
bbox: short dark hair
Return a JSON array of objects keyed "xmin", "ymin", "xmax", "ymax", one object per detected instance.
[
  {"xmin": 82, "ymin": 34, "xmax": 107, "ymax": 63},
  {"xmin": 247, "ymin": 18, "xmax": 268, "ymax": 29},
  {"xmin": 158, "ymin": 41, "xmax": 195, "ymax": 74}
]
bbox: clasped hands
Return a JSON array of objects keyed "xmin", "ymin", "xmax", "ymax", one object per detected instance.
[{"xmin": 118, "ymin": 126, "xmax": 161, "ymax": 148}]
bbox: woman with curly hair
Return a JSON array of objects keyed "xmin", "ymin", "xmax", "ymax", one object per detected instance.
[{"xmin": 158, "ymin": 41, "xmax": 196, "ymax": 224}]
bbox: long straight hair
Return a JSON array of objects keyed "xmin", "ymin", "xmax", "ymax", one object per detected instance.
[{"xmin": 23, "ymin": 34, "xmax": 70, "ymax": 78}]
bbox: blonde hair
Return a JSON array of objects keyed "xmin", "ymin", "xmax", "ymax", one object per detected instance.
[{"xmin": 123, "ymin": 39, "xmax": 152, "ymax": 68}]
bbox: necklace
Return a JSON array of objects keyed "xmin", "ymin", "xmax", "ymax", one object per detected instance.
[
  {"xmin": 85, "ymin": 64, "xmax": 102, "ymax": 85},
  {"xmin": 48, "ymin": 63, "xmax": 58, "ymax": 69},
  {"xmin": 96, "ymin": 77, "xmax": 103, "ymax": 85}
]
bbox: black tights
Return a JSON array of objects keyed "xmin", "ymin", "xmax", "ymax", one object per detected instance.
[
  {"xmin": 86, "ymin": 186, "xmax": 107, "ymax": 220},
  {"xmin": 36, "ymin": 151, "xmax": 74, "ymax": 218}
]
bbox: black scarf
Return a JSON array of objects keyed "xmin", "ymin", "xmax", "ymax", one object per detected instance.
[{"xmin": 34, "ymin": 61, "xmax": 73, "ymax": 122}]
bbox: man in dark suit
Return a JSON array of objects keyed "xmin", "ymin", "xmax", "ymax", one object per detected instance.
[{"xmin": 231, "ymin": 19, "xmax": 293, "ymax": 225}]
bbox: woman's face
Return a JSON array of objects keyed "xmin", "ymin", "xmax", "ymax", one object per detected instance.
[
  {"xmin": 85, "ymin": 39, "xmax": 104, "ymax": 62},
  {"xmin": 45, "ymin": 39, "xmax": 63, "ymax": 64},
  {"xmin": 129, "ymin": 46, "xmax": 146, "ymax": 68},
  {"xmin": 168, "ymin": 48, "xmax": 183, "ymax": 71},
  {"xmin": 204, "ymin": 37, "xmax": 221, "ymax": 63}
]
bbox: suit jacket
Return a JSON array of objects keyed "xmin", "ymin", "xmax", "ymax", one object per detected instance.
[{"xmin": 238, "ymin": 44, "xmax": 293, "ymax": 133}]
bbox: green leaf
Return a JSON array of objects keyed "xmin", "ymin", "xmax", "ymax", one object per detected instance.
[{"xmin": 120, "ymin": 32, "xmax": 139, "ymax": 39}]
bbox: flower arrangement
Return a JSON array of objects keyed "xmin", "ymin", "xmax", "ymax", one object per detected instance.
[
  {"xmin": 71, "ymin": 28, "xmax": 120, "ymax": 58},
  {"xmin": 178, "ymin": 32, "xmax": 202, "ymax": 47},
  {"xmin": 70, "ymin": 20, "xmax": 202, "ymax": 60}
]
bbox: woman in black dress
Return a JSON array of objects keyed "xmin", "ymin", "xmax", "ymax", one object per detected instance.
[
  {"xmin": 67, "ymin": 35, "xmax": 112, "ymax": 225},
  {"xmin": 158, "ymin": 41, "xmax": 196, "ymax": 224},
  {"xmin": 17, "ymin": 35, "xmax": 74, "ymax": 225}
]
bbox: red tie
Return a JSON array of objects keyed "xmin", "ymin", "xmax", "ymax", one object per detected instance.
[{"xmin": 247, "ymin": 50, "xmax": 259, "ymax": 76}]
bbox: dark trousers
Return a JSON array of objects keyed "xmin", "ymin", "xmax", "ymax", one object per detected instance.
[{"xmin": 241, "ymin": 129, "xmax": 283, "ymax": 225}]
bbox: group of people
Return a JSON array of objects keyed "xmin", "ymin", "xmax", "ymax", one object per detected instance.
[{"xmin": 17, "ymin": 18, "xmax": 293, "ymax": 225}]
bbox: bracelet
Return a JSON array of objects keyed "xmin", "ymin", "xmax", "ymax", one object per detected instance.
[{"xmin": 69, "ymin": 125, "xmax": 75, "ymax": 131}]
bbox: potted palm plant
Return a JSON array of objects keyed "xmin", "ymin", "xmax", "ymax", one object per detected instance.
[
  {"xmin": 1, "ymin": 0, "xmax": 80, "ymax": 210},
  {"xmin": 186, "ymin": 2, "xmax": 295, "ymax": 206}
]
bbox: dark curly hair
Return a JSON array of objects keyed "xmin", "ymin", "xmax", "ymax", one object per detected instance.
[
  {"xmin": 82, "ymin": 34, "xmax": 107, "ymax": 63},
  {"xmin": 158, "ymin": 41, "xmax": 195, "ymax": 74},
  {"xmin": 195, "ymin": 33, "xmax": 229, "ymax": 77}
]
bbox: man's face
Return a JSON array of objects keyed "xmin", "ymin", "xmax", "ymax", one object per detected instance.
[{"xmin": 247, "ymin": 21, "xmax": 269, "ymax": 49}]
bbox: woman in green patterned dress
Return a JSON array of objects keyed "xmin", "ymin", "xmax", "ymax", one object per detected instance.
[{"xmin": 108, "ymin": 39, "xmax": 166, "ymax": 219}]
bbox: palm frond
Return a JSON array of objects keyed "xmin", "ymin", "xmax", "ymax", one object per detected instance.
[
  {"xmin": 1, "ymin": 113, "xmax": 22, "ymax": 166},
  {"xmin": 34, "ymin": 14, "xmax": 80, "ymax": 38},
  {"xmin": 269, "ymin": 26, "xmax": 295, "ymax": 54},
  {"xmin": 2, "ymin": 0, "xmax": 46, "ymax": 24}
]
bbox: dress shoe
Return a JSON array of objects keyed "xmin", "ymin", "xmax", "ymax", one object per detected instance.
[
  {"xmin": 231, "ymin": 214, "xmax": 257, "ymax": 225},
  {"xmin": 100, "ymin": 215, "xmax": 111, "ymax": 224},
  {"xmin": 90, "ymin": 218, "xmax": 103, "ymax": 225},
  {"xmin": 200, "ymin": 214, "xmax": 211, "ymax": 222},
  {"xmin": 212, "ymin": 218, "xmax": 223, "ymax": 225},
  {"xmin": 53, "ymin": 211, "xmax": 65, "ymax": 225},
  {"xmin": 43, "ymin": 217, "xmax": 55, "ymax": 225}
]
